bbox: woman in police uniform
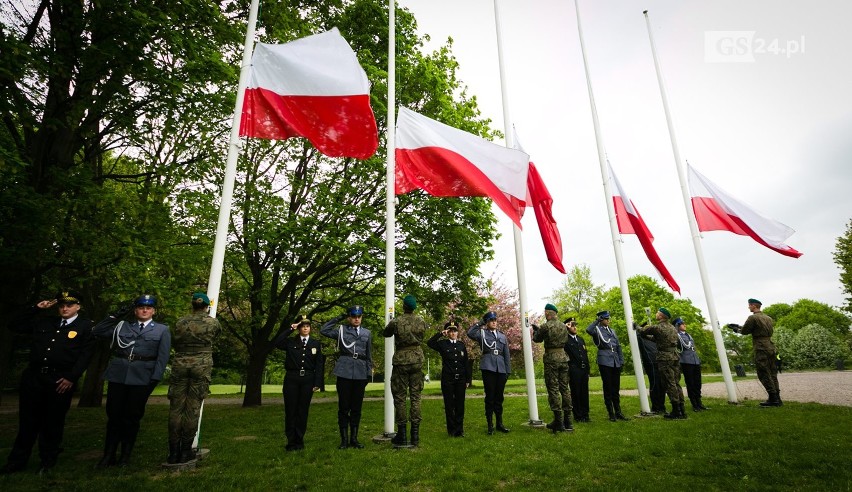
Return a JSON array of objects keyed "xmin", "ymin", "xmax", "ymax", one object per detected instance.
[
  {"xmin": 427, "ymin": 320, "xmax": 469, "ymax": 437},
  {"xmin": 92, "ymin": 294, "xmax": 171, "ymax": 467}
]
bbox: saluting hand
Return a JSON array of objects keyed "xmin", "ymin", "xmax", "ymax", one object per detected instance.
[
  {"xmin": 55, "ymin": 378, "xmax": 73, "ymax": 394},
  {"xmin": 38, "ymin": 299, "xmax": 58, "ymax": 309}
]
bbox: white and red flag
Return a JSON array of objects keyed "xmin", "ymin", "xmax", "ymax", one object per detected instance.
[
  {"xmin": 239, "ymin": 28, "xmax": 378, "ymax": 159},
  {"xmin": 688, "ymin": 164, "xmax": 802, "ymax": 258},
  {"xmin": 395, "ymin": 107, "xmax": 529, "ymax": 228},
  {"xmin": 609, "ymin": 163, "xmax": 681, "ymax": 294}
]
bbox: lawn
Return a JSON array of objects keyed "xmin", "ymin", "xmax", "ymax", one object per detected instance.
[{"xmin": 1, "ymin": 376, "xmax": 849, "ymax": 491}]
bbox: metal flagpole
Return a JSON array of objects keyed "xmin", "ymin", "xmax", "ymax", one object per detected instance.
[
  {"xmin": 572, "ymin": 0, "xmax": 650, "ymax": 414},
  {"xmin": 643, "ymin": 10, "xmax": 737, "ymax": 403},
  {"xmin": 196, "ymin": 0, "xmax": 262, "ymax": 452},
  {"xmin": 380, "ymin": 0, "xmax": 398, "ymax": 439},
  {"xmin": 493, "ymin": 0, "xmax": 542, "ymax": 426}
]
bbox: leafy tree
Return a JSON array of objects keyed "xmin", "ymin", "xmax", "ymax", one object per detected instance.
[
  {"xmin": 834, "ymin": 218, "xmax": 852, "ymax": 314},
  {"xmin": 767, "ymin": 299, "xmax": 851, "ymax": 338},
  {"xmin": 722, "ymin": 328, "xmax": 754, "ymax": 372},
  {"xmin": 550, "ymin": 264, "xmax": 605, "ymax": 320},
  {"xmin": 782, "ymin": 324, "xmax": 850, "ymax": 369}
]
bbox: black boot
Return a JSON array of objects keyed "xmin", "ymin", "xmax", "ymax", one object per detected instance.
[
  {"xmin": 759, "ymin": 394, "xmax": 775, "ymax": 407},
  {"xmin": 179, "ymin": 439, "xmax": 196, "ymax": 463},
  {"xmin": 486, "ymin": 414, "xmax": 494, "ymax": 435},
  {"xmin": 410, "ymin": 423, "xmax": 420, "ymax": 447},
  {"xmin": 697, "ymin": 398, "xmax": 710, "ymax": 410},
  {"xmin": 117, "ymin": 439, "xmax": 135, "ymax": 467},
  {"xmin": 495, "ymin": 414, "xmax": 510, "ymax": 433},
  {"xmin": 690, "ymin": 398, "xmax": 701, "ymax": 412},
  {"xmin": 338, "ymin": 425, "xmax": 349, "ymax": 450},
  {"xmin": 605, "ymin": 400, "xmax": 616, "ymax": 422},
  {"xmin": 664, "ymin": 402, "xmax": 679, "ymax": 420},
  {"xmin": 614, "ymin": 402, "xmax": 629, "ymax": 421},
  {"xmin": 678, "ymin": 402, "xmax": 688, "ymax": 419},
  {"xmin": 775, "ymin": 392, "xmax": 783, "ymax": 406},
  {"xmin": 96, "ymin": 433, "xmax": 119, "ymax": 469},
  {"xmin": 546, "ymin": 412, "xmax": 565, "ymax": 433},
  {"xmin": 391, "ymin": 424, "xmax": 408, "ymax": 446},
  {"xmin": 563, "ymin": 415, "xmax": 574, "ymax": 432},
  {"xmin": 167, "ymin": 440, "xmax": 181, "ymax": 465},
  {"xmin": 349, "ymin": 425, "xmax": 364, "ymax": 449}
]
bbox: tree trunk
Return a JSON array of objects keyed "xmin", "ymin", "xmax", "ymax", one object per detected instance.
[
  {"xmin": 241, "ymin": 347, "xmax": 271, "ymax": 407},
  {"xmin": 77, "ymin": 340, "xmax": 111, "ymax": 407}
]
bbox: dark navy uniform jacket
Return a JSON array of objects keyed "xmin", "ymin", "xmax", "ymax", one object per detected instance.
[
  {"xmin": 564, "ymin": 333, "xmax": 590, "ymax": 373},
  {"xmin": 427, "ymin": 333, "xmax": 469, "ymax": 381},
  {"xmin": 678, "ymin": 331, "xmax": 701, "ymax": 365},
  {"xmin": 273, "ymin": 327, "xmax": 324, "ymax": 388},
  {"xmin": 9, "ymin": 307, "xmax": 95, "ymax": 383}
]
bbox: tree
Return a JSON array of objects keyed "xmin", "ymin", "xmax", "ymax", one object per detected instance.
[
  {"xmin": 550, "ymin": 264, "xmax": 605, "ymax": 320},
  {"xmin": 834, "ymin": 218, "xmax": 852, "ymax": 314},
  {"xmin": 782, "ymin": 324, "xmax": 850, "ymax": 370},
  {"xmin": 767, "ymin": 299, "xmax": 851, "ymax": 338}
]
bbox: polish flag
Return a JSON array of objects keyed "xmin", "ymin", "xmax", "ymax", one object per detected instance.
[
  {"xmin": 512, "ymin": 132, "xmax": 565, "ymax": 274},
  {"xmin": 239, "ymin": 28, "xmax": 378, "ymax": 160},
  {"xmin": 609, "ymin": 163, "xmax": 681, "ymax": 294},
  {"xmin": 688, "ymin": 164, "xmax": 801, "ymax": 258},
  {"xmin": 395, "ymin": 107, "xmax": 529, "ymax": 228}
]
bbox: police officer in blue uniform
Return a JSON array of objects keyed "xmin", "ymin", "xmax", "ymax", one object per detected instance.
[
  {"xmin": 427, "ymin": 320, "xmax": 469, "ymax": 437},
  {"xmin": 563, "ymin": 317, "xmax": 591, "ymax": 423},
  {"xmin": 1, "ymin": 291, "xmax": 95, "ymax": 475},
  {"xmin": 320, "ymin": 305, "xmax": 373, "ymax": 449},
  {"xmin": 467, "ymin": 311, "xmax": 511, "ymax": 435},
  {"xmin": 273, "ymin": 315, "xmax": 324, "ymax": 451},
  {"xmin": 675, "ymin": 318, "xmax": 708, "ymax": 411},
  {"xmin": 92, "ymin": 294, "xmax": 171, "ymax": 467},
  {"xmin": 586, "ymin": 310, "xmax": 627, "ymax": 421}
]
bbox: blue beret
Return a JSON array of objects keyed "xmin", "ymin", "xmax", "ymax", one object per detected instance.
[
  {"xmin": 673, "ymin": 317, "xmax": 684, "ymax": 326},
  {"xmin": 658, "ymin": 307, "xmax": 671, "ymax": 318},
  {"xmin": 347, "ymin": 305, "xmax": 364, "ymax": 316},
  {"xmin": 403, "ymin": 295, "xmax": 417, "ymax": 310},
  {"xmin": 748, "ymin": 298, "xmax": 762, "ymax": 305},
  {"xmin": 135, "ymin": 294, "xmax": 157, "ymax": 307},
  {"xmin": 596, "ymin": 310, "xmax": 610, "ymax": 319},
  {"xmin": 544, "ymin": 303, "xmax": 558, "ymax": 313}
]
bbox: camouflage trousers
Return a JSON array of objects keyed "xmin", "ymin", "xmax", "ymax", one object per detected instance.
[
  {"xmin": 168, "ymin": 354, "xmax": 213, "ymax": 443},
  {"xmin": 754, "ymin": 348, "xmax": 780, "ymax": 394},
  {"xmin": 391, "ymin": 363, "xmax": 423, "ymax": 425},
  {"xmin": 543, "ymin": 361, "xmax": 572, "ymax": 419},
  {"xmin": 656, "ymin": 358, "xmax": 684, "ymax": 405}
]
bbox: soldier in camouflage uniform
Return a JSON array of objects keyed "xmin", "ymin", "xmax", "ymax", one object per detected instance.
[
  {"xmin": 729, "ymin": 298, "xmax": 781, "ymax": 407},
  {"xmin": 383, "ymin": 295, "xmax": 427, "ymax": 447},
  {"xmin": 635, "ymin": 307, "xmax": 686, "ymax": 420},
  {"xmin": 532, "ymin": 304, "xmax": 573, "ymax": 433},
  {"xmin": 167, "ymin": 292, "xmax": 221, "ymax": 464}
]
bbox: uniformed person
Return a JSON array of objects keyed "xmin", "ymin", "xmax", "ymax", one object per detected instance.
[
  {"xmin": 166, "ymin": 292, "xmax": 221, "ymax": 464},
  {"xmin": 427, "ymin": 320, "xmax": 469, "ymax": 437},
  {"xmin": 320, "ymin": 305, "xmax": 373, "ymax": 449},
  {"xmin": 383, "ymin": 295, "xmax": 427, "ymax": 447},
  {"xmin": 586, "ymin": 310, "xmax": 627, "ymax": 421},
  {"xmin": 532, "ymin": 304, "xmax": 573, "ymax": 433},
  {"xmin": 675, "ymin": 318, "xmax": 708, "ymax": 411},
  {"xmin": 635, "ymin": 308, "xmax": 686, "ymax": 420},
  {"xmin": 273, "ymin": 314, "xmax": 324, "ymax": 451},
  {"xmin": 636, "ymin": 327, "xmax": 666, "ymax": 414},
  {"xmin": 92, "ymin": 294, "xmax": 171, "ymax": 467},
  {"xmin": 728, "ymin": 298, "xmax": 781, "ymax": 407},
  {"xmin": 563, "ymin": 317, "xmax": 591, "ymax": 423},
  {"xmin": 1, "ymin": 291, "xmax": 95, "ymax": 475},
  {"xmin": 467, "ymin": 311, "xmax": 511, "ymax": 435}
]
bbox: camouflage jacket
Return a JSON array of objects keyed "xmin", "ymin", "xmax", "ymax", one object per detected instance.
[
  {"xmin": 173, "ymin": 312, "xmax": 221, "ymax": 354},
  {"xmin": 533, "ymin": 318, "xmax": 569, "ymax": 363},
  {"xmin": 383, "ymin": 312, "xmax": 426, "ymax": 366},
  {"xmin": 742, "ymin": 311, "xmax": 776, "ymax": 352},
  {"xmin": 636, "ymin": 321, "xmax": 680, "ymax": 362}
]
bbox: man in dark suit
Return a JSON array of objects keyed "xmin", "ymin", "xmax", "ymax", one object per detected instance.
[
  {"xmin": 427, "ymin": 321, "xmax": 469, "ymax": 437},
  {"xmin": 273, "ymin": 315, "xmax": 324, "ymax": 451},
  {"xmin": 2, "ymin": 290, "xmax": 95, "ymax": 475},
  {"xmin": 563, "ymin": 317, "xmax": 591, "ymax": 423}
]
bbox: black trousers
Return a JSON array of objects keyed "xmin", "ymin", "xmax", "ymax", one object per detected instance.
[
  {"xmin": 335, "ymin": 377, "xmax": 368, "ymax": 427},
  {"xmin": 681, "ymin": 363, "xmax": 702, "ymax": 400},
  {"xmin": 643, "ymin": 362, "xmax": 666, "ymax": 411},
  {"xmin": 568, "ymin": 365, "xmax": 590, "ymax": 420},
  {"xmin": 440, "ymin": 376, "xmax": 466, "ymax": 434},
  {"xmin": 598, "ymin": 364, "xmax": 622, "ymax": 412},
  {"xmin": 283, "ymin": 372, "xmax": 316, "ymax": 445},
  {"xmin": 6, "ymin": 369, "xmax": 74, "ymax": 468},
  {"xmin": 481, "ymin": 370, "xmax": 508, "ymax": 418},
  {"xmin": 104, "ymin": 382, "xmax": 154, "ymax": 450}
]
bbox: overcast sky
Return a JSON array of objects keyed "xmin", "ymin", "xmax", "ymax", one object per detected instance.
[{"xmin": 397, "ymin": 0, "xmax": 852, "ymax": 325}]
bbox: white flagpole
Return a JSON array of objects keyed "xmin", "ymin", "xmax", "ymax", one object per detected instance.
[
  {"xmin": 643, "ymin": 10, "xmax": 737, "ymax": 403},
  {"xmin": 573, "ymin": 0, "xmax": 650, "ymax": 414},
  {"xmin": 205, "ymin": 0, "xmax": 261, "ymax": 317},
  {"xmin": 381, "ymin": 0, "xmax": 398, "ymax": 438},
  {"xmin": 493, "ymin": 0, "xmax": 542, "ymax": 426},
  {"xmin": 196, "ymin": 0, "xmax": 261, "ymax": 452}
]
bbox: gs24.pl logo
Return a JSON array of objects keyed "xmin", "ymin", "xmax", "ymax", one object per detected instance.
[{"xmin": 705, "ymin": 31, "xmax": 805, "ymax": 62}]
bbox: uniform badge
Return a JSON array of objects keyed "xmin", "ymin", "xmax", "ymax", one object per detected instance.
[
  {"xmin": 311, "ymin": 348, "xmax": 317, "ymax": 354},
  {"xmin": 68, "ymin": 331, "xmax": 78, "ymax": 339}
]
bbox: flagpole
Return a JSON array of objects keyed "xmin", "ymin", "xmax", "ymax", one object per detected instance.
[
  {"xmin": 493, "ymin": 0, "xmax": 542, "ymax": 426},
  {"xmin": 381, "ymin": 0, "xmax": 398, "ymax": 439},
  {"xmin": 205, "ymin": 0, "xmax": 261, "ymax": 318},
  {"xmin": 197, "ymin": 0, "xmax": 261, "ymax": 450},
  {"xmin": 573, "ymin": 0, "xmax": 650, "ymax": 414},
  {"xmin": 643, "ymin": 10, "xmax": 737, "ymax": 403}
]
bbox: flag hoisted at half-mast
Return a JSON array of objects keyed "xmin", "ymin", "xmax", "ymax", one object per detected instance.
[
  {"xmin": 239, "ymin": 27, "xmax": 378, "ymax": 160},
  {"xmin": 687, "ymin": 164, "xmax": 802, "ymax": 258},
  {"xmin": 394, "ymin": 107, "xmax": 530, "ymax": 228},
  {"xmin": 608, "ymin": 162, "xmax": 681, "ymax": 294}
]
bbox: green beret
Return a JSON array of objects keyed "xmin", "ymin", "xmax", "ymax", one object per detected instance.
[
  {"xmin": 748, "ymin": 298, "xmax": 762, "ymax": 305},
  {"xmin": 658, "ymin": 307, "xmax": 671, "ymax": 319},
  {"xmin": 192, "ymin": 292, "xmax": 210, "ymax": 306},
  {"xmin": 544, "ymin": 303, "xmax": 558, "ymax": 313},
  {"xmin": 403, "ymin": 295, "xmax": 417, "ymax": 310}
]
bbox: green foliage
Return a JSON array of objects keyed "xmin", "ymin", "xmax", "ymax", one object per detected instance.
[
  {"xmin": 776, "ymin": 323, "xmax": 850, "ymax": 369},
  {"xmin": 767, "ymin": 299, "xmax": 851, "ymax": 338},
  {"xmin": 834, "ymin": 218, "xmax": 852, "ymax": 314},
  {"xmin": 550, "ymin": 264, "xmax": 605, "ymax": 319}
]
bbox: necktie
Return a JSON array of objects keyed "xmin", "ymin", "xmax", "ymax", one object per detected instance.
[
  {"xmin": 60, "ymin": 320, "xmax": 67, "ymax": 329},
  {"xmin": 303, "ymin": 338, "xmax": 307, "ymax": 347},
  {"xmin": 139, "ymin": 321, "xmax": 146, "ymax": 331}
]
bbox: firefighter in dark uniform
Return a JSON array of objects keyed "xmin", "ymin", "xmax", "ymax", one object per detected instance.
[
  {"xmin": 427, "ymin": 320, "xmax": 469, "ymax": 437},
  {"xmin": 273, "ymin": 315, "xmax": 324, "ymax": 451},
  {"xmin": 563, "ymin": 317, "xmax": 591, "ymax": 423},
  {"xmin": 1, "ymin": 291, "xmax": 95, "ymax": 475}
]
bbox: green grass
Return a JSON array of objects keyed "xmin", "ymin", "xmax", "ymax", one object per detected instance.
[{"xmin": 2, "ymin": 377, "xmax": 848, "ymax": 491}]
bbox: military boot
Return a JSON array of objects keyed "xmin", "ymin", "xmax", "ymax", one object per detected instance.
[
  {"xmin": 690, "ymin": 398, "xmax": 701, "ymax": 412},
  {"xmin": 495, "ymin": 413, "xmax": 511, "ymax": 433},
  {"xmin": 563, "ymin": 415, "xmax": 574, "ymax": 432},
  {"xmin": 546, "ymin": 412, "xmax": 565, "ymax": 433},
  {"xmin": 116, "ymin": 439, "xmax": 135, "ymax": 467},
  {"xmin": 410, "ymin": 423, "xmax": 420, "ymax": 446},
  {"xmin": 166, "ymin": 439, "xmax": 181, "ymax": 465},
  {"xmin": 486, "ymin": 414, "xmax": 494, "ymax": 435},
  {"xmin": 338, "ymin": 425, "xmax": 349, "ymax": 450},
  {"xmin": 697, "ymin": 398, "xmax": 710, "ymax": 411},
  {"xmin": 391, "ymin": 424, "xmax": 408, "ymax": 446},
  {"xmin": 774, "ymin": 392, "xmax": 783, "ymax": 406},
  {"xmin": 664, "ymin": 403, "xmax": 679, "ymax": 420},
  {"xmin": 179, "ymin": 439, "xmax": 197, "ymax": 463},
  {"xmin": 605, "ymin": 400, "xmax": 616, "ymax": 422},
  {"xmin": 759, "ymin": 395, "xmax": 775, "ymax": 407},
  {"xmin": 96, "ymin": 432, "xmax": 119, "ymax": 469},
  {"xmin": 613, "ymin": 401, "xmax": 629, "ymax": 421},
  {"xmin": 349, "ymin": 425, "xmax": 364, "ymax": 449},
  {"xmin": 677, "ymin": 402, "xmax": 688, "ymax": 420}
]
